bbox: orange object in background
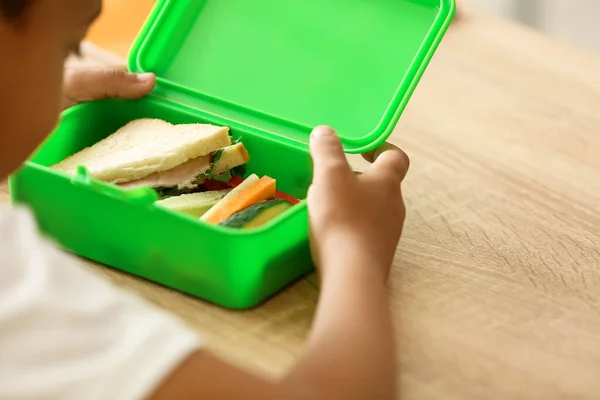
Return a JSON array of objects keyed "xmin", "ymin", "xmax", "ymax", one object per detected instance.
[{"xmin": 85, "ymin": 0, "xmax": 154, "ymax": 58}]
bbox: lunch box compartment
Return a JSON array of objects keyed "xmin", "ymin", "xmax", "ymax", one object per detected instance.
[
  {"xmin": 10, "ymin": 0, "xmax": 455, "ymax": 308},
  {"xmin": 10, "ymin": 96, "xmax": 313, "ymax": 309}
]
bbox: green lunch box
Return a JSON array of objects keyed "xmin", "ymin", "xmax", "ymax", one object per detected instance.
[{"xmin": 9, "ymin": 0, "xmax": 455, "ymax": 309}]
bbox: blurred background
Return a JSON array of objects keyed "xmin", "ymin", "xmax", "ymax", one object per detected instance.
[
  {"xmin": 467, "ymin": 0, "xmax": 600, "ymax": 53},
  {"xmin": 85, "ymin": 1, "xmax": 600, "ymax": 58}
]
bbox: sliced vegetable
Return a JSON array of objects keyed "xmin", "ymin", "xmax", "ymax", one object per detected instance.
[
  {"xmin": 221, "ymin": 199, "xmax": 293, "ymax": 229},
  {"xmin": 228, "ymin": 175, "xmax": 299, "ymax": 204},
  {"xmin": 231, "ymin": 163, "xmax": 247, "ymax": 179},
  {"xmin": 201, "ymin": 174, "xmax": 276, "ymax": 224},
  {"xmin": 203, "ymin": 178, "xmax": 233, "ymax": 191},
  {"xmin": 155, "ymin": 186, "xmax": 203, "ymax": 199},
  {"xmin": 228, "ymin": 175, "xmax": 244, "ymax": 187},
  {"xmin": 275, "ymin": 190, "xmax": 300, "ymax": 205},
  {"xmin": 157, "ymin": 189, "xmax": 231, "ymax": 217},
  {"xmin": 210, "ymin": 149, "xmax": 224, "ymax": 164}
]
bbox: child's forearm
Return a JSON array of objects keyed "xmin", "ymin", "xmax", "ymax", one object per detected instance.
[
  {"xmin": 150, "ymin": 248, "xmax": 397, "ymax": 400},
  {"xmin": 152, "ymin": 111, "xmax": 405, "ymax": 400},
  {"xmin": 282, "ymin": 248, "xmax": 397, "ymax": 399}
]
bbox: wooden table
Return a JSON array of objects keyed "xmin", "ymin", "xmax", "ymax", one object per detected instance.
[{"xmin": 3, "ymin": 9, "xmax": 600, "ymax": 399}]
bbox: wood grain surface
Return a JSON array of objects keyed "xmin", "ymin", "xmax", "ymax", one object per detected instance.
[{"xmin": 2, "ymin": 9, "xmax": 600, "ymax": 399}]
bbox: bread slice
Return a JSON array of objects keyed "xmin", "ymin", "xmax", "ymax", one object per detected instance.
[
  {"xmin": 119, "ymin": 142, "xmax": 251, "ymax": 190},
  {"xmin": 211, "ymin": 143, "xmax": 250, "ymax": 176},
  {"xmin": 51, "ymin": 118, "xmax": 231, "ymax": 183}
]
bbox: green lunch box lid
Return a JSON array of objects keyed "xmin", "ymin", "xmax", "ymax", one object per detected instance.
[{"xmin": 128, "ymin": 0, "xmax": 455, "ymax": 153}]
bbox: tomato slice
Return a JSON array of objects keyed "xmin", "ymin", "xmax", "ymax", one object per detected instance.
[
  {"xmin": 227, "ymin": 176, "xmax": 244, "ymax": 187},
  {"xmin": 203, "ymin": 179, "xmax": 233, "ymax": 191},
  {"xmin": 275, "ymin": 191, "xmax": 300, "ymax": 204}
]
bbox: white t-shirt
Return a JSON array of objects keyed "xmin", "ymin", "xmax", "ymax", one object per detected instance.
[{"xmin": 0, "ymin": 204, "xmax": 201, "ymax": 400}]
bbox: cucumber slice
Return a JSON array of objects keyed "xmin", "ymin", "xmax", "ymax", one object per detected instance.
[
  {"xmin": 220, "ymin": 198, "xmax": 293, "ymax": 229},
  {"xmin": 156, "ymin": 189, "xmax": 231, "ymax": 217}
]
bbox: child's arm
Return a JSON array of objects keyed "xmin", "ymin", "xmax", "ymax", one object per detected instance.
[
  {"xmin": 0, "ymin": 126, "xmax": 407, "ymax": 400},
  {"xmin": 151, "ymin": 126, "xmax": 409, "ymax": 400}
]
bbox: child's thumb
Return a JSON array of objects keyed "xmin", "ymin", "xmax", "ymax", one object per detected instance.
[
  {"xmin": 309, "ymin": 126, "xmax": 349, "ymax": 180},
  {"xmin": 89, "ymin": 69, "xmax": 155, "ymax": 100},
  {"xmin": 62, "ymin": 68, "xmax": 156, "ymax": 110}
]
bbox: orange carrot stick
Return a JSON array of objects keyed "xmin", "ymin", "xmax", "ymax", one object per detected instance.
[{"xmin": 202, "ymin": 176, "xmax": 276, "ymax": 224}]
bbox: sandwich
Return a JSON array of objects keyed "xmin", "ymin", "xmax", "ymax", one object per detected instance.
[
  {"xmin": 51, "ymin": 118, "xmax": 250, "ymax": 195},
  {"xmin": 51, "ymin": 117, "xmax": 300, "ymax": 229}
]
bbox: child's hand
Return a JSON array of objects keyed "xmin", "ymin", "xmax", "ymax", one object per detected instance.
[
  {"xmin": 308, "ymin": 125, "xmax": 409, "ymax": 283},
  {"xmin": 62, "ymin": 67, "xmax": 156, "ymax": 111}
]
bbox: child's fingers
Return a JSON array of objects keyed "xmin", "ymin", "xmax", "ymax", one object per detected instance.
[
  {"xmin": 62, "ymin": 68, "xmax": 156, "ymax": 109},
  {"xmin": 309, "ymin": 126, "xmax": 352, "ymax": 182},
  {"xmin": 361, "ymin": 142, "xmax": 398, "ymax": 163},
  {"xmin": 367, "ymin": 144, "xmax": 410, "ymax": 182},
  {"xmin": 99, "ymin": 69, "xmax": 156, "ymax": 100}
]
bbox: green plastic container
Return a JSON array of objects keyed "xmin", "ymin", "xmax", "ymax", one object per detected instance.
[{"xmin": 9, "ymin": 0, "xmax": 455, "ymax": 309}]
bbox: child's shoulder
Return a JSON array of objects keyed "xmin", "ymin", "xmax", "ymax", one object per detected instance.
[
  {"xmin": 0, "ymin": 203, "xmax": 104, "ymax": 289},
  {"xmin": 0, "ymin": 203, "xmax": 48, "ymax": 253},
  {"xmin": 0, "ymin": 205, "xmax": 201, "ymax": 400},
  {"xmin": 0, "ymin": 202, "xmax": 36, "ymax": 223},
  {"xmin": 0, "ymin": 203, "xmax": 56, "ymax": 289}
]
